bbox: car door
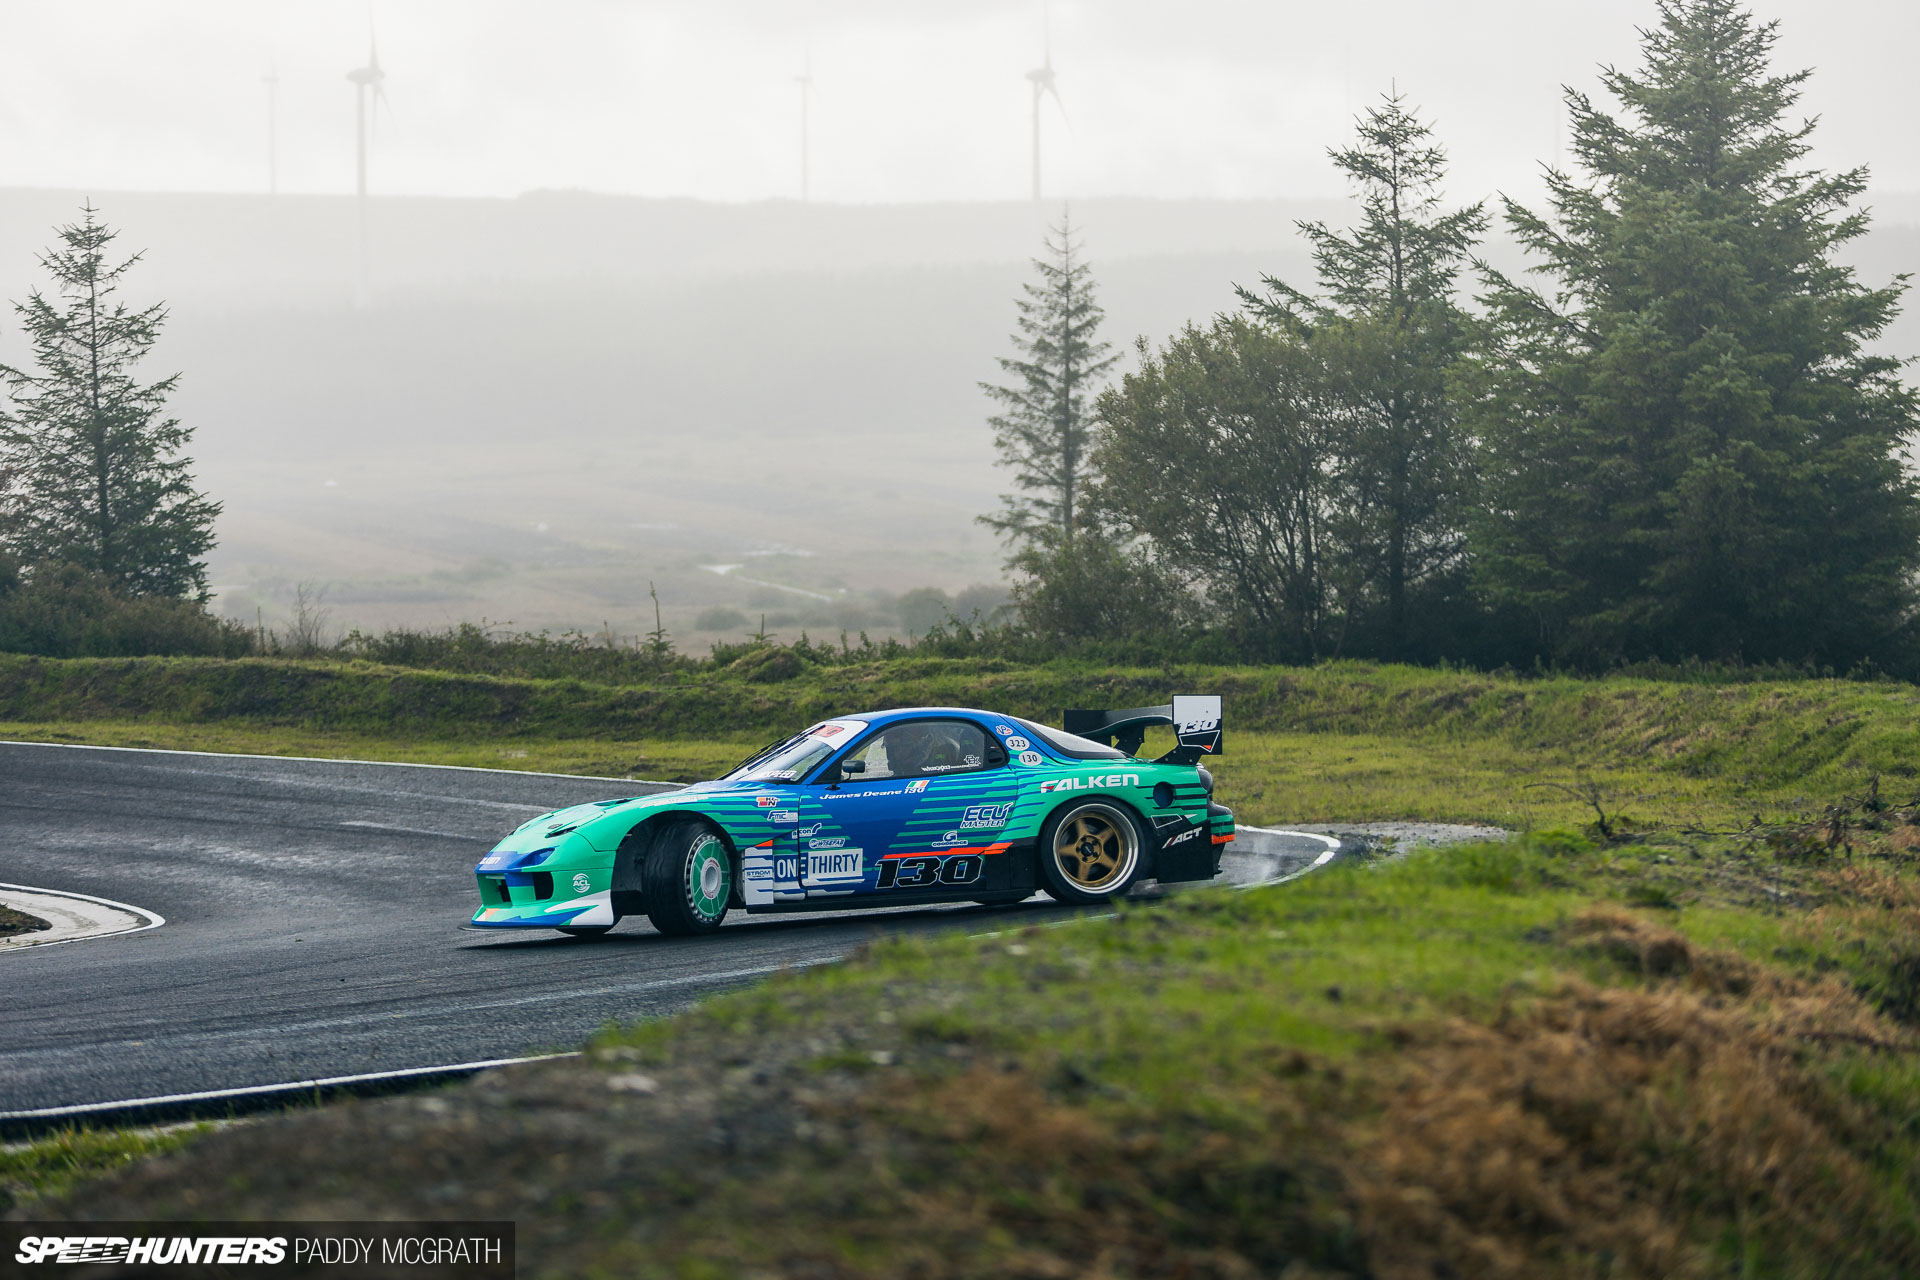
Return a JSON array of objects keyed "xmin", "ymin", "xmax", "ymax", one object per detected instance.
[
  {"xmin": 799, "ymin": 716, "xmax": 1009, "ymax": 900},
  {"xmin": 727, "ymin": 718, "xmax": 866, "ymax": 907}
]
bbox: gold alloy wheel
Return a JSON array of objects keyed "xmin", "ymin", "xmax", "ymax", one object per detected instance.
[{"xmin": 1052, "ymin": 804, "xmax": 1137, "ymax": 891}]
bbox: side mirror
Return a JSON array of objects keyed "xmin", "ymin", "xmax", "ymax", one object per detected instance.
[{"xmin": 841, "ymin": 759, "xmax": 868, "ymax": 776}]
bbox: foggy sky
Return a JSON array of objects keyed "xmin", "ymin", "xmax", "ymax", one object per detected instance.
[{"xmin": 2, "ymin": 1, "xmax": 1915, "ymax": 207}]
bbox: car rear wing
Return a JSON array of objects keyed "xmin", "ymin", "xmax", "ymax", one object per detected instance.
[{"xmin": 1063, "ymin": 695, "xmax": 1223, "ymax": 764}]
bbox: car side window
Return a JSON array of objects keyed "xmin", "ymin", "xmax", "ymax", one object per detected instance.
[{"xmin": 840, "ymin": 720, "xmax": 998, "ymax": 781}]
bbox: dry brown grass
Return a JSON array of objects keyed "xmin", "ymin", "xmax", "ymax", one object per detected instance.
[
  {"xmin": 1352, "ymin": 910, "xmax": 1920, "ymax": 1280},
  {"xmin": 771, "ymin": 909, "xmax": 1920, "ymax": 1280}
]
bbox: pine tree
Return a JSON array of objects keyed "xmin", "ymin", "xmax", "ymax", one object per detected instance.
[
  {"xmin": 0, "ymin": 205, "xmax": 220, "ymax": 600},
  {"xmin": 980, "ymin": 213, "xmax": 1120, "ymax": 551},
  {"xmin": 1238, "ymin": 92, "xmax": 1486, "ymax": 657},
  {"xmin": 1470, "ymin": 0, "xmax": 1920, "ymax": 667}
]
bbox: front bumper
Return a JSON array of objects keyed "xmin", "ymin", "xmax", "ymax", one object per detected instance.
[{"xmin": 470, "ymin": 864, "xmax": 614, "ymax": 929}]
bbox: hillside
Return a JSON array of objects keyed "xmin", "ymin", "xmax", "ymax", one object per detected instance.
[{"xmin": 0, "ymin": 188, "xmax": 1914, "ymax": 645}]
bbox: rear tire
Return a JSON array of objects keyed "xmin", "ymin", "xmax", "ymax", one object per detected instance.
[
  {"xmin": 642, "ymin": 821, "xmax": 733, "ymax": 937},
  {"xmin": 1038, "ymin": 800, "xmax": 1144, "ymax": 904}
]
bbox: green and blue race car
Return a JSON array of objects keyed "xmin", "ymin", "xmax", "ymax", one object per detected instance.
[{"xmin": 471, "ymin": 697, "xmax": 1232, "ymax": 937}]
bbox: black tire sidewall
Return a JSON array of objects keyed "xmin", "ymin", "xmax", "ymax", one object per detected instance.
[
  {"xmin": 1038, "ymin": 799, "xmax": 1144, "ymax": 904},
  {"xmin": 642, "ymin": 821, "xmax": 732, "ymax": 936}
]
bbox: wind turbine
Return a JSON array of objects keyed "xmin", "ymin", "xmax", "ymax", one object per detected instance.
[
  {"xmin": 346, "ymin": 35, "xmax": 389, "ymax": 303},
  {"xmin": 1025, "ymin": 11, "xmax": 1066, "ymax": 202},
  {"xmin": 795, "ymin": 55, "xmax": 813, "ymax": 203},
  {"xmin": 263, "ymin": 62, "xmax": 279, "ymax": 195}
]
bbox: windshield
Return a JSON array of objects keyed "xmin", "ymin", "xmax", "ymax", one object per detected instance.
[{"xmin": 722, "ymin": 719, "xmax": 868, "ymax": 782}]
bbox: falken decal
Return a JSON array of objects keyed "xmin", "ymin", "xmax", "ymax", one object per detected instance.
[{"xmin": 1039, "ymin": 773, "xmax": 1142, "ymax": 793}]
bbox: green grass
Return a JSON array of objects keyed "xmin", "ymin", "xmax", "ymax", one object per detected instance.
[
  {"xmin": 0, "ymin": 1125, "xmax": 212, "ymax": 1214},
  {"xmin": 0, "ymin": 719, "xmax": 755, "ymax": 786}
]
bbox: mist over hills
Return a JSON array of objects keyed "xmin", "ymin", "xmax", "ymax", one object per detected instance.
[
  {"xmin": 0, "ymin": 189, "xmax": 1358, "ymax": 303},
  {"xmin": 1, "ymin": 188, "xmax": 1915, "ymax": 644}
]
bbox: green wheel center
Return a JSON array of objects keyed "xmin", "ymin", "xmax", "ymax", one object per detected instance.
[{"xmin": 688, "ymin": 839, "xmax": 729, "ymax": 920}]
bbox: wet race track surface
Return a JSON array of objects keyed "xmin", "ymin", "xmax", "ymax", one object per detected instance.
[{"xmin": 0, "ymin": 742, "xmax": 1347, "ymax": 1113}]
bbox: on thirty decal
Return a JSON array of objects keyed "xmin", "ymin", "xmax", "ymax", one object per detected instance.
[{"xmin": 806, "ymin": 849, "xmax": 864, "ymax": 882}]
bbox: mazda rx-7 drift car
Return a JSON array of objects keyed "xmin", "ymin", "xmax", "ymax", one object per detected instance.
[{"xmin": 471, "ymin": 697, "xmax": 1232, "ymax": 936}]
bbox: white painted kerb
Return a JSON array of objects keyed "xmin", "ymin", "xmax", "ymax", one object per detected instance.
[{"xmin": 0, "ymin": 883, "xmax": 164, "ymax": 951}]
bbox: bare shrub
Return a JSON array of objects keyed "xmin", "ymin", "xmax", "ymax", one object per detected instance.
[{"xmin": 284, "ymin": 582, "xmax": 332, "ymax": 656}]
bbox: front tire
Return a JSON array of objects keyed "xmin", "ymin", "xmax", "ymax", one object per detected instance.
[
  {"xmin": 641, "ymin": 821, "xmax": 733, "ymax": 937},
  {"xmin": 1038, "ymin": 800, "xmax": 1144, "ymax": 904}
]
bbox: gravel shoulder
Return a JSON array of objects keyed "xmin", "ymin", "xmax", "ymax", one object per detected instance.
[{"xmin": 1290, "ymin": 821, "xmax": 1508, "ymax": 854}]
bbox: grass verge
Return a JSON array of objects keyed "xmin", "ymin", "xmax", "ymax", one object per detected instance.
[
  {"xmin": 0, "ymin": 711, "xmax": 1897, "ymax": 833},
  {"xmin": 9, "ymin": 652, "xmax": 1920, "ymax": 830}
]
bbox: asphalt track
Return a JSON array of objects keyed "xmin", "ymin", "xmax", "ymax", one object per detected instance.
[{"xmin": 0, "ymin": 741, "xmax": 1346, "ymax": 1115}]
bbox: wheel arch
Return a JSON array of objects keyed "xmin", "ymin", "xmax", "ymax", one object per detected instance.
[
  {"xmin": 611, "ymin": 809, "xmax": 741, "ymax": 902},
  {"xmin": 1040, "ymin": 791, "xmax": 1149, "ymax": 833}
]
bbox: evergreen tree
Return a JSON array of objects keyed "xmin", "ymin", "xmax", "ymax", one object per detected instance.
[
  {"xmin": 1470, "ymin": 0, "xmax": 1920, "ymax": 667},
  {"xmin": 0, "ymin": 205, "xmax": 220, "ymax": 600},
  {"xmin": 1238, "ymin": 92, "xmax": 1486, "ymax": 656},
  {"xmin": 980, "ymin": 213, "xmax": 1120, "ymax": 551}
]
